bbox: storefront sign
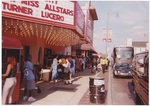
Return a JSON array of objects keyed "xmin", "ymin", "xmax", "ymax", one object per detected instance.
[
  {"xmin": 75, "ymin": 2, "xmax": 85, "ymax": 36},
  {"xmin": 85, "ymin": 10, "xmax": 93, "ymax": 41},
  {"xmin": 2, "ymin": 1, "xmax": 75, "ymax": 25}
]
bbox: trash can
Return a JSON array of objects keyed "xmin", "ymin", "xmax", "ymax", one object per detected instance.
[
  {"xmin": 89, "ymin": 77, "xmax": 105, "ymax": 104},
  {"xmin": 42, "ymin": 69, "xmax": 51, "ymax": 81}
]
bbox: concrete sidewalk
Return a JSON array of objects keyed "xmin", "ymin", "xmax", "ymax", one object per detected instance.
[{"xmin": 18, "ymin": 68, "xmax": 105, "ymax": 105}]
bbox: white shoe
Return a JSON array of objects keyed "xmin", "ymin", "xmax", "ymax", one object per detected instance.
[
  {"xmin": 55, "ymin": 80, "xmax": 57, "ymax": 83},
  {"xmin": 23, "ymin": 96, "xmax": 28, "ymax": 101},
  {"xmin": 28, "ymin": 96, "xmax": 36, "ymax": 102}
]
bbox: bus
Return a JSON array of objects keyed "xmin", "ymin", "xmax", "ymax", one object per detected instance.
[{"xmin": 112, "ymin": 46, "xmax": 134, "ymax": 77}]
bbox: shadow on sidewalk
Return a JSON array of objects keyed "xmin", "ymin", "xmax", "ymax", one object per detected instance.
[
  {"xmin": 18, "ymin": 68, "xmax": 101, "ymax": 105},
  {"xmin": 18, "ymin": 80, "xmax": 82, "ymax": 105}
]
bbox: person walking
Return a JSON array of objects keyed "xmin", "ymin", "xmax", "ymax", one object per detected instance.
[
  {"xmin": 82, "ymin": 56, "xmax": 86, "ymax": 71},
  {"xmin": 68, "ymin": 56, "xmax": 74, "ymax": 84},
  {"xmin": 72, "ymin": 56, "xmax": 76, "ymax": 77},
  {"xmin": 100, "ymin": 56, "xmax": 108, "ymax": 74},
  {"xmin": 23, "ymin": 55, "xmax": 36, "ymax": 102},
  {"xmin": 2, "ymin": 56, "xmax": 17, "ymax": 104},
  {"xmin": 62, "ymin": 57, "xmax": 70, "ymax": 84},
  {"xmin": 79, "ymin": 56, "xmax": 83, "ymax": 71},
  {"xmin": 106, "ymin": 58, "xmax": 110, "ymax": 70},
  {"xmin": 58, "ymin": 55, "xmax": 66, "ymax": 79},
  {"xmin": 51, "ymin": 55, "xmax": 58, "ymax": 83},
  {"xmin": 20, "ymin": 55, "xmax": 25, "ymax": 87},
  {"xmin": 75, "ymin": 56, "xmax": 80, "ymax": 72},
  {"xmin": 91, "ymin": 56, "xmax": 96, "ymax": 73}
]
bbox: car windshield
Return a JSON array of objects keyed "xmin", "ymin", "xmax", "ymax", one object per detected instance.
[
  {"xmin": 116, "ymin": 50, "xmax": 133, "ymax": 58},
  {"xmin": 115, "ymin": 63, "xmax": 129, "ymax": 68}
]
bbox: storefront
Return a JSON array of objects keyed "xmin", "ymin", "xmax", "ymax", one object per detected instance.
[
  {"xmin": 72, "ymin": 43, "xmax": 97, "ymax": 57},
  {"xmin": 72, "ymin": 2, "xmax": 98, "ymax": 58},
  {"xmin": 2, "ymin": 1, "xmax": 86, "ymax": 67},
  {"xmin": 2, "ymin": 1, "xmax": 98, "ymax": 103}
]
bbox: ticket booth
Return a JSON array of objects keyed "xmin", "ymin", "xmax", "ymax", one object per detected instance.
[{"xmin": 2, "ymin": 36, "xmax": 23, "ymax": 104}]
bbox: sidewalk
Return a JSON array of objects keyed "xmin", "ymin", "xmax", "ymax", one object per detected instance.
[
  {"xmin": 78, "ymin": 68, "xmax": 109, "ymax": 105},
  {"xmin": 18, "ymin": 68, "xmax": 107, "ymax": 105}
]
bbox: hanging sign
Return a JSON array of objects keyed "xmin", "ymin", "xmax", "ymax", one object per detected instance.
[{"xmin": 102, "ymin": 28, "xmax": 112, "ymax": 42}]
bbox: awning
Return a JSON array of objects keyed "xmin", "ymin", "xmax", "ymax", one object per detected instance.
[
  {"xmin": 73, "ymin": 43, "xmax": 97, "ymax": 53},
  {"xmin": 2, "ymin": 18, "xmax": 86, "ymax": 47},
  {"xmin": 2, "ymin": 36, "xmax": 23, "ymax": 49}
]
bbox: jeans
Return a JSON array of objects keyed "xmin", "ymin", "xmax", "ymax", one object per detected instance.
[{"xmin": 52, "ymin": 66, "xmax": 57, "ymax": 80}]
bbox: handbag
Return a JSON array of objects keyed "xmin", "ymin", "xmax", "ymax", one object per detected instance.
[
  {"xmin": 64, "ymin": 67, "xmax": 69, "ymax": 73},
  {"xmin": 58, "ymin": 68, "xmax": 62, "ymax": 72}
]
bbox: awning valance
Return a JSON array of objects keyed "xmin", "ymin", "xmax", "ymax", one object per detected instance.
[
  {"xmin": 73, "ymin": 43, "xmax": 97, "ymax": 53},
  {"xmin": 2, "ymin": 36, "xmax": 23, "ymax": 49}
]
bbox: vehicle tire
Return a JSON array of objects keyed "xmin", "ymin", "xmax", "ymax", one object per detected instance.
[{"xmin": 135, "ymin": 92, "xmax": 142, "ymax": 105}]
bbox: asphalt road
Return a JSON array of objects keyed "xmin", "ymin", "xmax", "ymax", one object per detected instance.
[
  {"xmin": 79, "ymin": 66, "xmax": 136, "ymax": 105},
  {"xmin": 109, "ymin": 66, "xmax": 135, "ymax": 105}
]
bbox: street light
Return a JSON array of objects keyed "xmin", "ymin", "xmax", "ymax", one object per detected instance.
[
  {"xmin": 103, "ymin": 12, "xmax": 119, "ymax": 57},
  {"xmin": 106, "ymin": 12, "xmax": 109, "ymax": 55},
  {"xmin": 102, "ymin": 12, "xmax": 111, "ymax": 56}
]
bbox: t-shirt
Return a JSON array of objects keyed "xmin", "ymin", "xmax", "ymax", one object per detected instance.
[
  {"xmin": 52, "ymin": 58, "xmax": 57, "ymax": 67},
  {"xmin": 100, "ymin": 59, "xmax": 107, "ymax": 65},
  {"xmin": 70, "ymin": 60, "xmax": 74, "ymax": 68},
  {"xmin": 25, "ymin": 61, "xmax": 35, "ymax": 80}
]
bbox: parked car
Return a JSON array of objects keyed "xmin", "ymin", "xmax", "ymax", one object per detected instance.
[{"xmin": 131, "ymin": 51, "xmax": 149, "ymax": 105}]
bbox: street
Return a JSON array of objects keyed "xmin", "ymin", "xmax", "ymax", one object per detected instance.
[
  {"xmin": 79, "ymin": 66, "xmax": 136, "ymax": 105},
  {"xmin": 108, "ymin": 67, "xmax": 135, "ymax": 105},
  {"xmin": 18, "ymin": 66, "xmax": 136, "ymax": 105}
]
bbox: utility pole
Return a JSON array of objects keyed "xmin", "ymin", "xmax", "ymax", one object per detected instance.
[
  {"xmin": 104, "ymin": 12, "xmax": 118, "ymax": 57},
  {"xmin": 106, "ymin": 12, "xmax": 109, "ymax": 56}
]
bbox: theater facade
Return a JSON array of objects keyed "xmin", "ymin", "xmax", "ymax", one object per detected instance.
[{"xmin": 2, "ymin": 1, "xmax": 98, "ymax": 65}]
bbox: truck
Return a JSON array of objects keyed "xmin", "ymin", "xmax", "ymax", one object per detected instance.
[{"xmin": 132, "ymin": 51, "xmax": 149, "ymax": 105}]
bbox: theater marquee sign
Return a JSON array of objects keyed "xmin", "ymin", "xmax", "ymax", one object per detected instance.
[{"xmin": 2, "ymin": 1, "xmax": 75, "ymax": 27}]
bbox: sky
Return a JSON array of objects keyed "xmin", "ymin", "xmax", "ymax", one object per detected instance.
[{"xmin": 78, "ymin": 1, "xmax": 149, "ymax": 54}]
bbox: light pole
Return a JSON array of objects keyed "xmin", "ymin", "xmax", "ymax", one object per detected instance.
[
  {"xmin": 105, "ymin": 12, "xmax": 119, "ymax": 57},
  {"xmin": 106, "ymin": 12, "xmax": 109, "ymax": 56}
]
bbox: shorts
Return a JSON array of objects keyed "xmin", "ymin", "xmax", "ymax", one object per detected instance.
[{"xmin": 69, "ymin": 68, "xmax": 73, "ymax": 73}]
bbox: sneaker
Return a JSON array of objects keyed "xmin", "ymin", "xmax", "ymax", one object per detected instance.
[
  {"xmin": 23, "ymin": 96, "xmax": 28, "ymax": 101},
  {"xmin": 55, "ymin": 80, "xmax": 57, "ymax": 83},
  {"xmin": 28, "ymin": 96, "xmax": 36, "ymax": 102}
]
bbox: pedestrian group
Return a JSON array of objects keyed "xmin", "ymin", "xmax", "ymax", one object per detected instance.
[{"xmin": 2, "ymin": 54, "xmax": 110, "ymax": 104}]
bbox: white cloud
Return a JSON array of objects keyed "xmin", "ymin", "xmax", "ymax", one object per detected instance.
[
  {"xmin": 123, "ymin": 21, "xmax": 135, "ymax": 25},
  {"xmin": 132, "ymin": 25, "xmax": 144, "ymax": 30}
]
